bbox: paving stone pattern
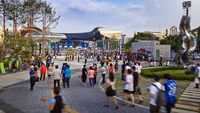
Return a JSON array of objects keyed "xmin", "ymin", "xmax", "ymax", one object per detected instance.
[
  {"xmin": 172, "ymin": 83, "xmax": 200, "ymax": 113},
  {"xmin": 0, "ymin": 71, "xmax": 149, "ymax": 113}
]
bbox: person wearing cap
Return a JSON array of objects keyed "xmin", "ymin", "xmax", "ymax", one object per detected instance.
[{"xmin": 30, "ymin": 66, "xmax": 37, "ymax": 91}]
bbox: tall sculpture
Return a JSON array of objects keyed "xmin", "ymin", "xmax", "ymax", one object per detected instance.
[{"xmin": 178, "ymin": 1, "xmax": 197, "ymax": 65}]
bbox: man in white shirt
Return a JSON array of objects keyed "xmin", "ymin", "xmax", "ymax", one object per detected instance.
[
  {"xmin": 53, "ymin": 65, "xmax": 61, "ymax": 88},
  {"xmin": 149, "ymin": 75, "xmax": 162, "ymax": 113},
  {"xmin": 136, "ymin": 62, "xmax": 142, "ymax": 75},
  {"xmin": 123, "ymin": 69, "xmax": 135, "ymax": 107}
]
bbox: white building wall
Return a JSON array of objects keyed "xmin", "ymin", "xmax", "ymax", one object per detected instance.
[
  {"xmin": 155, "ymin": 45, "xmax": 171, "ymax": 60},
  {"xmin": 132, "ymin": 40, "xmax": 171, "ymax": 60}
]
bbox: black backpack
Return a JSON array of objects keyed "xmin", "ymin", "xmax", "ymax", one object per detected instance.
[{"xmin": 152, "ymin": 84, "xmax": 166, "ymax": 107}]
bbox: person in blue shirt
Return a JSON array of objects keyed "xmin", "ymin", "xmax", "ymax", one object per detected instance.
[
  {"xmin": 64, "ymin": 65, "xmax": 71, "ymax": 88},
  {"xmin": 61, "ymin": 63, "xmax": 67, "ymax": 88},
  {"xmin": 164, "ymin": 74, "xmax": 177, "ymax": 113},
  {"xmin": 29, "ymin": 66, "xmax": 36, "ymax": 91}
]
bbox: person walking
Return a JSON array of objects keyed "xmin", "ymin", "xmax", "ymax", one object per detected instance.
[
  {"xmin": 132, "ymin": 66, "xmax": 143, "ymax": 104},
  {"xmin": 148, "ymin": 75, "xmax": 163, "ymax": 113},
  {"xmin": 101, "ymin": 64, "xmax": 107, "ymax": 84},
  {"xmin": 40, "ymin": 63, "xmax": 47, "ymax": 81},
  {"xmin": 104, "ymin": 73, "xmax": 119, "ymax": 110},
  {"xmin": 47, "ymin": 64, "xmax": 54, "ymax": 86},
  {"xmin": 88, "ymin": 66, "xmax": 95, "ymax": 87},
  {"xmin": 93, "ymin": 63, "xmax": 98, "ymax": 85},
  {"xmin": 29, "ymin": 66, "xmax": 37, "ymax": 91},
  {"xmin": 121, "ymin": 61, "xmax": 126, "ymax": 80},
  {"xmin": 64, "ymin": 65, "xmax": 71, "ymax": 88},
  {"xmin": 123, "ymin": 69, "xmax": 135, "ymax": 107},
  {"xmin": 163, "ymin": 74, "xmax": 177, "ymax": 113},
  {"xmin": 114, "ymin": 60, "xmax": 118, "ymax": 72},
  {"xmin": 108, "ymin": 63, "xmax": 115, "ymax": 74},
  {"xmin": 194, "ymin": 63, "xmax": 200, "ymax": 88},
  {"xmin": 61, "ymin": 63, "xmax": 67, "ymax": 88},
  {"xmin": 136, "ymin": 62, "xmax": 142, "ymax": 76},
  {"xmin": 81, "ymin": 65, "xmax": 87, "ymax": 86},
  {"xmin": 53, "ymin": 65, "xmax": 61, "ymax": 88},
  {"xmin": 41, "ymin": 87, "xmax": 65, "ymax": 113}
]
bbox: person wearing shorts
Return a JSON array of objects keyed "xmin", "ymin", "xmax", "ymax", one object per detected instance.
[{"xmin": 123, "ymin": 69, "xmax": 135, "ymax": 107}]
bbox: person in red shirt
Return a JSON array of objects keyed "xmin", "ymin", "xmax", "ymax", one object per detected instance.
[{"xmin": 40, "ymin": 63, "xmax": 47, "ymax": 81}]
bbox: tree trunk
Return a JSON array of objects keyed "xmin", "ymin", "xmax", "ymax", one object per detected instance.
[
  {"xmin": 13, "ymin": 0, "xmax": 17, "ymax": 38},
  {"xmin": 2, "ymin": 4, "xmax": 6, "ymax": 51},
  {"xmin": 42, "ymin": 14, "xmax": 46, "ymax": 57}
]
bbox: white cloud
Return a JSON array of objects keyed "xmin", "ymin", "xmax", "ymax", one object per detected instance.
[{"xmin": 45, "ymin": 0, "xmax": 200, "ymax": 37}]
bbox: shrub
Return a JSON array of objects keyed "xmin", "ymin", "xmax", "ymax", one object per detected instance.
[{"xmin": 141, "ymin": 66, "xmax": 195, "ymax": 81}]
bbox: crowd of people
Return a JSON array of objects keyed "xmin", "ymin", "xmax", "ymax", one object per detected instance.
[{"xmin": 28, "ymin": 53, "xmax": 200, "ymax": 113}]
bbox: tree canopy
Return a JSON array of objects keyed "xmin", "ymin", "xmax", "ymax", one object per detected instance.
[{"xmin": 124, "ymin": 32, "xmax": 159, "ymax": 51}]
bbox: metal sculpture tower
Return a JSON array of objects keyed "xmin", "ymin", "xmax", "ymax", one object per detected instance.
[{"xmin": 178, "ymin": 1, "xmax": 197, "ymax": 65}]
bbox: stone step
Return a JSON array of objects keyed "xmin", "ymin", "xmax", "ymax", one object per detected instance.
[
  {"xmin": 171, "ymin": 108, "xmax": 198, "ymax": 113},
  {"xmin": 175, "ymin": 104, "xmax": 199, "ymax": 111},
  {"xmin": 177, "ymin": 100, "xmax": 200, "ymax": 107},
  {"xmin": 181, "ymin": 94, "xmax": 200, "ymax": 99},
  {"xmin": 185, "ymin": 88, "xmax": 200, "ymax": 92},
  {"xmin": 184, "ymin": 90, "xmax": 200, "ymax": 94},
  {"xmin": 183, "ymin": 92, "xmax": 200, "ymax": 97},
  {"xmin": 179, "ymin": 97, "xmax": 200, "ymax": 103}
]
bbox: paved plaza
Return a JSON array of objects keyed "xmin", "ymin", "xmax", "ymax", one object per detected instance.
[{"xmin": 0, "ymin": 58, "xmax": 149, "ymax": 113}]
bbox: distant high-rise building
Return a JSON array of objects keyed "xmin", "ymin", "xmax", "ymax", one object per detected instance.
[{"xmin": 170, "ymin": 26, "xmax": 178, "ymax": 35}]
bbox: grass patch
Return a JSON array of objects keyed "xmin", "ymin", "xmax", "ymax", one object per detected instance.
[{"xmin": 141, "ymin": 66, "xmax": 195, "ymax": 81}]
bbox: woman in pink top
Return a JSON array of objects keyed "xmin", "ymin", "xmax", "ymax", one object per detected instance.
[{"xmin": 88, "ymin": 66, "xmax": 95, "ymax": 87}]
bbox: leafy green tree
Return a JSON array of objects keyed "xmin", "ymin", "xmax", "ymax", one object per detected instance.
[
  {"xmin": 6, "ymin": 0, "xmax": 24, "ymax": 38},
  {"xmin": 160, "ymin": 35, "xmax": 181, "ymax": 52},
  {"xmin": 22, "ymin": 0, "xmax": 43, "ymax": 38},
  {"xmin": 124, "ymin": 32, "xmax": 159, "ymax": 51},
  {"xmin": 40, "ymin": 1, "xmax": 60, "ymax": 57}
]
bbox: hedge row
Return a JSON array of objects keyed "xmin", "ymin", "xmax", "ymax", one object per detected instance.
[{"xmin": 141, "ymin": 66, "xmax": 195, "ymax": 81}]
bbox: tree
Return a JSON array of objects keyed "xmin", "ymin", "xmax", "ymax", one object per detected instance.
[
  {"xmin": 0, "ymin": 0, "xmax": 9, "ymax": 50},
  {"xmin": 6, "ymin": 0, "xmax": 23, "ymax": 38},
  {"xmin": 40, "ymin": 1, "xmax": 60, "ymax": 57},
  {"xmin": 22, "ymin": 0, "xmax": 43, "ymax": 39},
  {"xmin": 160, "ymin": 35, "xmax": 181, "ymax": 52},
  {"xmin": 124, "ymin": 32, "xmax": 159, "ymax": 51}
]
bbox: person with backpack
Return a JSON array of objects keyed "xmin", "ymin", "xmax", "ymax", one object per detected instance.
[
  {"xmin": 163, "ymin": 74, "xmax": 177, "ymax": 113},
  {"xmin": 148, "ymin": 75, "xmax": 163, "ymax": 113},
  {"xmin": 41, "ymin": 87, "xmax": 65, "ymax": 113}
]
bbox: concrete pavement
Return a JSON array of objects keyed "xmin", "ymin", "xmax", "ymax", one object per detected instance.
[{"xmin": 0, "ymin": 58, "xmax": 150, "ymax": 113}]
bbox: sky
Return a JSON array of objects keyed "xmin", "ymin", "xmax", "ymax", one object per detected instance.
[{"xmin": 45, "ymin": 0, "xmax": 200, "ymax": 37}]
